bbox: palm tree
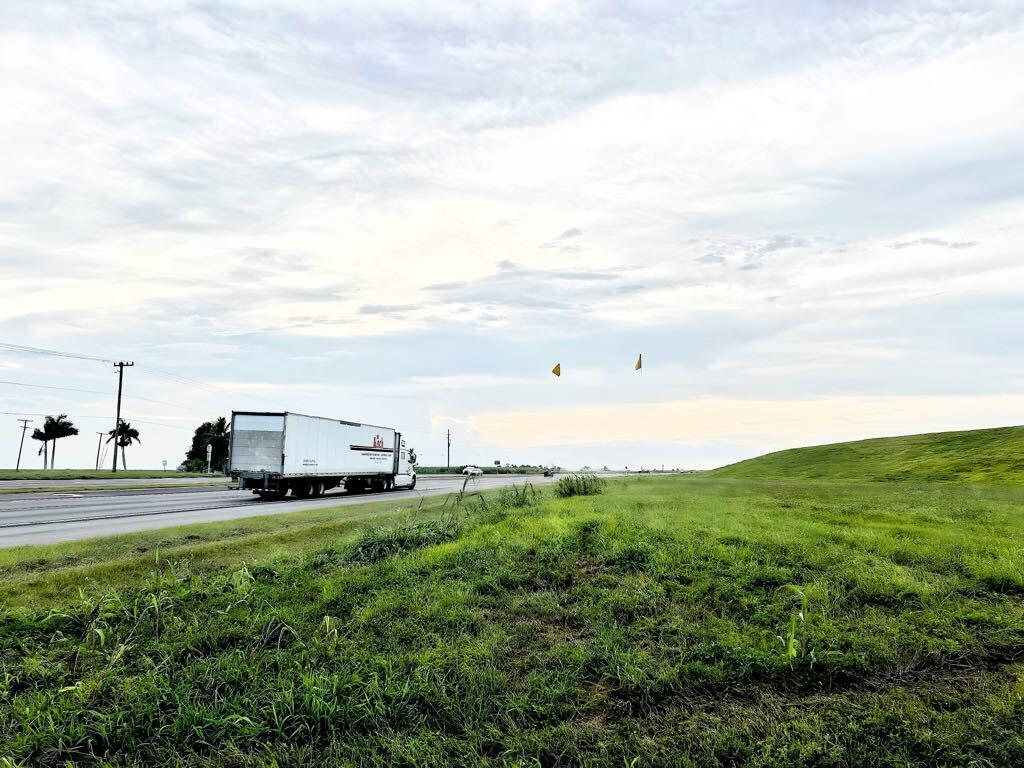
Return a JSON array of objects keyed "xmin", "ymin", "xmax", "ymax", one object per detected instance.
[
  {"xmin": 107, "ymin": 419, "xmax": 141, "ymax": 470},
  {"xmin": 46, "ymin": 414, "xmax": 78, "ymax": 470},
  {"xmin": 31, "ymin": 426, "xmax": 49, "ymax": 469}
]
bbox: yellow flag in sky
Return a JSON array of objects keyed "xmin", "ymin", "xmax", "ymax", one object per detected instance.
[
  {"xmin": 551, "ymin": 363, "xmax": 561, "ymax": 377},
  {"xmin": 635, "ymin": 353, "xmax": 642, "ymax": 371}
]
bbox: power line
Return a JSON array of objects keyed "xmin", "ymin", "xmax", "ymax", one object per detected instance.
[
  {"xmin": 0, "ymin": 411, "xmax": 73, "ymax": 417},
  {"xmin": 0, "ymin": 342, "xmax": 114, "ymax": 364},
  {"xmin": 0, "ymin": 340, "xmax": 285, "ymax": 411},
  {"xmin": 0, "ymin": 379, "xmax": 110, "ymax": 396},
  {"xmin": 134, "ymin": 364, "xmax": 285, "ymax": 409},
  {"xmin": 0, "ymin": 411, "xmax": 192, "ymax": 430},
  {"xmin": 0, "ymin": 378, "xmax": 218, "ymax": 414},
  {"xmin": 0, "ymin": 380, "xmax": 109, "ymax": 397},
  {"xmin": 135, "ymin": 364, "xmax": 239, "ymax": 395}
]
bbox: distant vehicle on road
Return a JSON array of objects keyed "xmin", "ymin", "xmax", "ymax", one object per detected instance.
[
  {"xmin": 543, "ymin": 468, "xmax": 556, "ymax": 477},
  {"xmin": 462, "ymin": 465, "xmax": 483, "ymax": 476},
  {"xmin": 229, "ymin": 411, "xmax": 416, "ymax": 500}
]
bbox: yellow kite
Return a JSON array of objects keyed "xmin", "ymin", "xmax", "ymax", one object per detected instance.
[
  {"xmin": 551, "ymin": 363, "xmax": 561, "ymax": 377},
  {"xmin": 635, "ymin": 353, "xmax": 642, "ymax": 371}
]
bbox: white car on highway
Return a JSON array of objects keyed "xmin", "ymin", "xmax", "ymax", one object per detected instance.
[{"xmin": 462, "ymin": 465, "xmax": 483, "ymax": 476}]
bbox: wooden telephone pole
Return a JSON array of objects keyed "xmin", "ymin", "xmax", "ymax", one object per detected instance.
[
  {"xmin": 111, "ymin": 361, "xmax": 134, "ymax": 472},
  {"xmin": 95, "ymin": 432, "xmax": 106, "ymax": 471},
  {"xmin": 15, "ymin": 418, "xmax": 32, "ymax": 471}
]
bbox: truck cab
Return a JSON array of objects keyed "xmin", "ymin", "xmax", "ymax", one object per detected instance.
[{"xmin": 394, "ymin": 440, "xmax": 417, "ymax": 489}]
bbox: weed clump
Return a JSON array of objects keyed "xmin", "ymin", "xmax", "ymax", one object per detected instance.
[
  {"xmin": 554, "ymin": 473, "xmax": 606, "ymax": 498},
  {"xmin": 498, "ymin": 481, "xmax": 541, "ymax": 508},
  {"xmin": 347, "ymin": 513, "xmax": 461, "ymax": 564},
  {"xmin": 605, "ymin": 542, "xmax": 656, "ymax": 572}
]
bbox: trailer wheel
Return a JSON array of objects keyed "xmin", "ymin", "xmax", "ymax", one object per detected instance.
[
  {"xmin": 313, "ymin": 481, "xmax": 325, "ymax": 497},
  {"xmin": 295, "ymin": 482, "xmax": 311, "ymax": 499}
]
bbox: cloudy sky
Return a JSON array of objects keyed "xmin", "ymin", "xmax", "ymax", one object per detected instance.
[{"xmin": 2, "ymin": 0, "xmax": 1023, "ymax": 471}]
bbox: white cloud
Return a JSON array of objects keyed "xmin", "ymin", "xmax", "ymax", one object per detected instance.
[{"xmin": 1, "ymin": 1, "xmax": 1023, "ymax": 468}]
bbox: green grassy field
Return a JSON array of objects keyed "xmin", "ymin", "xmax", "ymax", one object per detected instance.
[
  {"xmin": 0, "ymin": 470, "xmax": 215, "ymax": 481},
  {"xmin": 3, "ymin": 474, "xmax": 1024, "ymax": 766},
  {"xmin": 709, "ymin": 425, "xmax": 1024, "ymax": 484}
]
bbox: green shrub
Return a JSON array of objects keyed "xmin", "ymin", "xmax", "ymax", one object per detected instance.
[{"xmin": 554, "ymin": 473, "xmax": 606, "ymax": 498}]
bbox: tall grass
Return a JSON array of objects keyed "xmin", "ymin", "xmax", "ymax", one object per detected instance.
[
  {"xmin": 497, "ymin": 481, "xmax": 541, "ymax": 508},
  {"xmin": 347, "ymin": 510, "xmax": 462, "ymax": 564},
  {"xmin": 554, "ymin": 472, "xmax": 606, "ymax": 497}
]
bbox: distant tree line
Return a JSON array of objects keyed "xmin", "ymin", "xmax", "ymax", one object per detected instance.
[{"xmin": 15, "ymin": 411, "xmax": 227, "ymax": 472}]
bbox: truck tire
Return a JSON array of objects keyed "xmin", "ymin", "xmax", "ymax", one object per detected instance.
[
  {"xmin": 410, "ymin": 476, "xmax": 416, "ymax": 490},
  {"xmin": 295, "ymin": 482, "xmax": 311, "ymax": 499},
  {"xmin": 313, "ymin": 481, "xmax": 325, "ymax": 497}
]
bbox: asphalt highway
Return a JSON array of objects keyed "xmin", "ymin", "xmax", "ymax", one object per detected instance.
[
  {"xmin": 0, "ymin": 474, "xmax": 556, "ymax": 548},
  {"xmin": 0, "ymin": 476, "xmax": 229, "ymax": 489}
]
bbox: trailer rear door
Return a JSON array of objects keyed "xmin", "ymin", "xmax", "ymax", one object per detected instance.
[{"xmin": 230, "ymin": 413, "xmax": 285, "ymax": 473}]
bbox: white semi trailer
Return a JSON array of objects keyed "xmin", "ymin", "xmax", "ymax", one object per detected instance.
[{"xmin": 229, "ymin": 411, "xmax": 417, "ymax": 500}]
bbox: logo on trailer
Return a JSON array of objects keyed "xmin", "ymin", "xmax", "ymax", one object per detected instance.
[{"xmin": 350, "ymin": 434, "xmax": 394, "ymax": 453}]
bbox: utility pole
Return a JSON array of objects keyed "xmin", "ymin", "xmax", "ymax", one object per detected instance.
[
  {"xmin": 111, "ymin": 361, "xmax": 134, "ymax": 472},
  {"xmin": 95, "ymin": 432, "xmax": 105, "ymax": 471},
  {"xmin": 15, "ymin": 418, "xmax": 32, "ymax": 471},
  {"xmin": 447, "ymin": 428, "xmax": 451, "ymax": 469}
]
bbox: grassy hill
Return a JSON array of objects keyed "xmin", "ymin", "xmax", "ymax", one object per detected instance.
[
  {"xmin": 3, "ymin": 475, "xmax": 1024, "ymax": 766},
  {"xmin": 708, "ymin": 425, "xmax": 1024, "ymax": 484}
]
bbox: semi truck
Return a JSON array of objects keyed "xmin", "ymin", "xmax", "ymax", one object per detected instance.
[{"xmin": 229, "ymin": 411, "xmax": 417, "ymax": 500}]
